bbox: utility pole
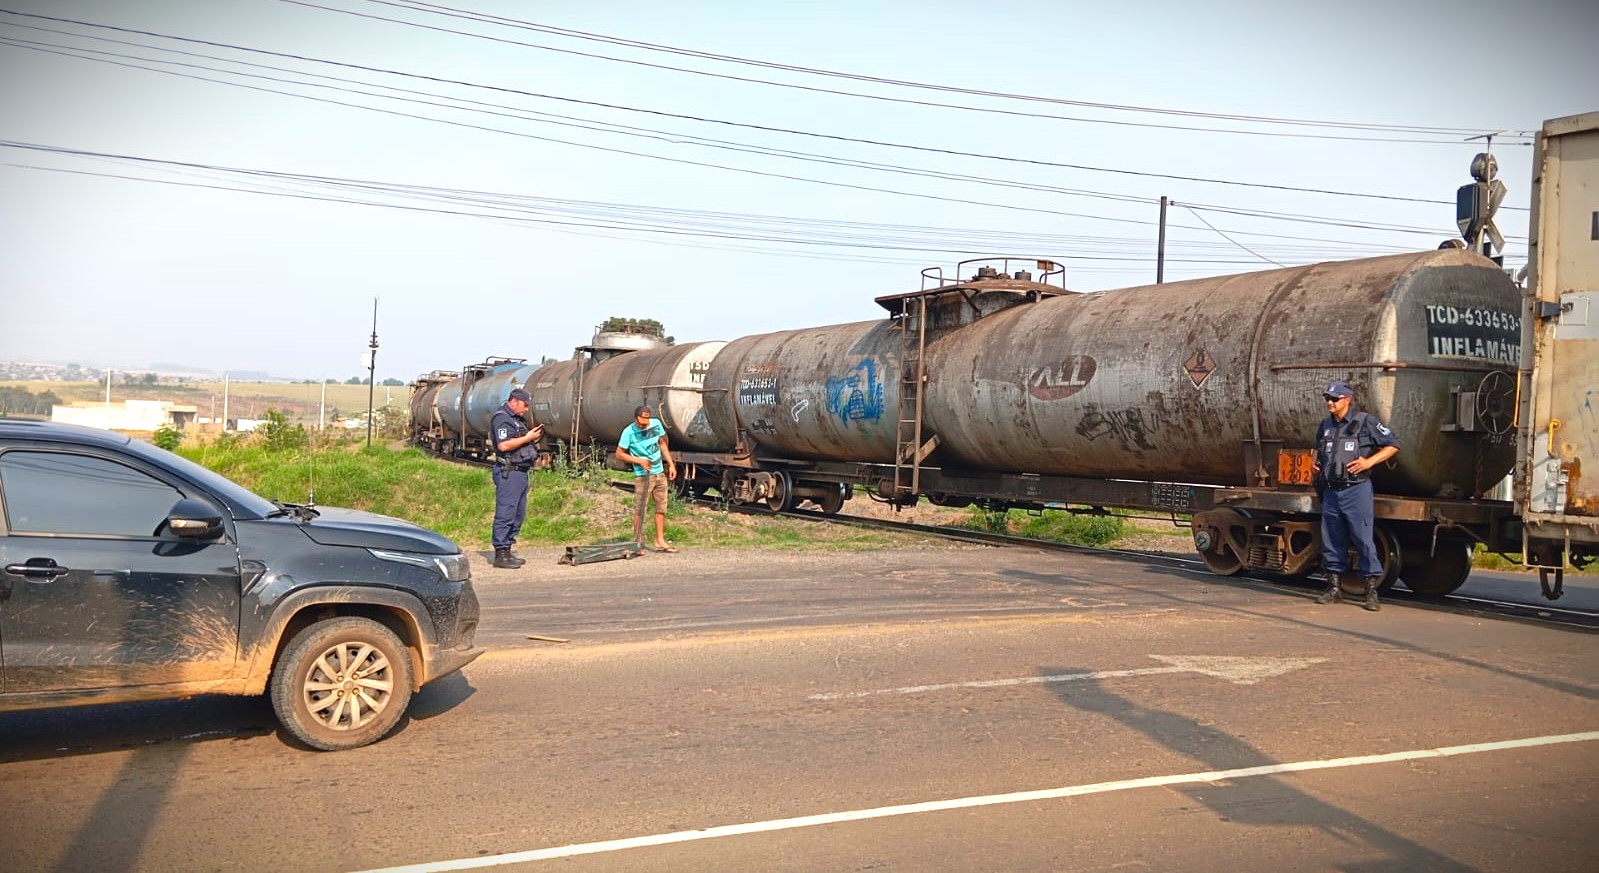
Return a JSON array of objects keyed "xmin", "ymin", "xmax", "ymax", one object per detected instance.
[
  {"xmin": 365, "ymin": 298, "xmax": 379, "ymax": 448},
  {"xmin": 319, "ymin": 380, "xmax": 326, "ymax": 431},
  {"xmin": 222, "ymin": 373, "xmax": 230, "ymax": 431},
  {"xmin": 103, "ymin": 368, "xmax": 112, "ymax": 429},
  {"xmin": 1156, "ymin": 196, "xmax": 1169, "ymax": 284}
]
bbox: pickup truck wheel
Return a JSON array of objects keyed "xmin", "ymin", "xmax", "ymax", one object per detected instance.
[{"xmin": 271, "ymin": 617, "xmax": 413, "ymax": 751}]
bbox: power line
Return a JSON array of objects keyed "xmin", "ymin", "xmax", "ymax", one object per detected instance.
[
  {"xmin": 2, "ymin": 11, "xmax": 1503, "ymax": 208},
  {"xmin": 6, "ymin": 34, "xmax": 1485, "ymax": 248},
  {"xmin": 0, "ymin": 141, "xmax": 1422, "ymax": 263},
  {"xmin": 285, "ymin": 0, "xmax": 1534, "ymax": 145}
]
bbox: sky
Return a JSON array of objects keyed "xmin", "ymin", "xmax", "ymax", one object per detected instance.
[{"xmin": 2, "ymin": 0, "xmax": 1595, "ymax": 383}]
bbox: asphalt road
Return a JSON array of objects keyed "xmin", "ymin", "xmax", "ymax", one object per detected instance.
[{"xmin": 2, "ymin": 544, "xmax": 1595, "ymax": 872}]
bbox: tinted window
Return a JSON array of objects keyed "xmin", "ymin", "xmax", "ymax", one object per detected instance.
[{"xmin": 0, "ymin": 450, "xmax": 183, "ymax": 536}]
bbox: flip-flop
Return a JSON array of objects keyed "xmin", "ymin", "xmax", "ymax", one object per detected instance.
[{"xmin": 655, "ymin": 544, "xmax": 679, "ymax": 553}]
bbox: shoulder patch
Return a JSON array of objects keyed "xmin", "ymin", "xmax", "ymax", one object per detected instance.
[{"xmin": 1376, "ymin": 423, "xmax": 1391, "ymax": 435}]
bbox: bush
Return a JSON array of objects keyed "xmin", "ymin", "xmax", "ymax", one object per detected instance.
[
  {"xmin": 153, "ymin": 424, "xmax": 182, "ymax": 451},
  {"xmin": 256, "ymin": 408, "xmax": 308, "ymax": 452}
]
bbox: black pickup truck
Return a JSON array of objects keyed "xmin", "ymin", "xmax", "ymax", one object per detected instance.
[{"xmin": 0, "ymin": 420, "xmax": 481, "ymax": 750}]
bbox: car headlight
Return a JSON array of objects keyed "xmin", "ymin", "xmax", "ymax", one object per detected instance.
[{"xmin": 370, "ymin": 549, "xmax": 472, "ymax": 582}]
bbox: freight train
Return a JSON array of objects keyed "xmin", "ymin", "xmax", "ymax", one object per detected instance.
[{"xmin": 411, "ymin": 113, "xmax": 1598, "ymax": 599}]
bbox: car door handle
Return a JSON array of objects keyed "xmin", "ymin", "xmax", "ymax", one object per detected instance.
[{"xmin": 4, "ymin": 560, "xmax": 71, "ymax": 580}]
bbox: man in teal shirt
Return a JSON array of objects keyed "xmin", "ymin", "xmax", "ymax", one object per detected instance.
[{"xmin": 615, "ymin": 405, "xmax": 677, "ymax": 552}]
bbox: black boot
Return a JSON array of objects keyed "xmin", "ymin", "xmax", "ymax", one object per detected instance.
[
  {"xmin": 505, "ymin": 550, "xmax": 527, "ymax": 567},
  {"xmin": 492, "ymin": 548, "xmax": 518, "ymax": 569},
  {"xmin": 1315, "ymin": 573, "xmax": 1343, "ymax": 605},
  {"xmin": 1362, "ymin": 578, "xmax": 1381, "ymax": 612}
]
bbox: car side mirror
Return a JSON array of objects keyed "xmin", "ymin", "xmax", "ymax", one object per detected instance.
[{"xmin": 166, "ymin": 498, "xmax": 224, "ymax": 540}]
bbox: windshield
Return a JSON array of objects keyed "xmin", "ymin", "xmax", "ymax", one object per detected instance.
[{"xmin": 124, "ymin": 439, "xmax": 279, "ymax": 519}]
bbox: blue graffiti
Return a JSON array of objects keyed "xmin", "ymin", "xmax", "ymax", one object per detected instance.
[{"xmin": 825, "ymin": 358, "xmax": 885, "ymax": 423}]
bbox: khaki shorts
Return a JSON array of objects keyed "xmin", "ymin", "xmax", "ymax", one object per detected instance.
[{"xmin": 634, "ymin": 474, "xmax": 669, "ymax": 515}]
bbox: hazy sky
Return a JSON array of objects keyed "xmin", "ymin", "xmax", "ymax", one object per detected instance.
[{"xmin": 3, "ymin": 0, "xmax": 1595, "ymax": 382}]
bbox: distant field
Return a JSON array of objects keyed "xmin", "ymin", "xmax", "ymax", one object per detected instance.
[{"xmin": 1, "ymin": 379, "xmax": 405, "ymax": 424}]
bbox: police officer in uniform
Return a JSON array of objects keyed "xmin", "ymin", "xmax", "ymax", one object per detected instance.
[
  {"xmin": 490, "ymin": 388, "xmax": 542, "ymax": 569},
  {"xmin": 1312, "ymin": 380, "xmax": 1400, "ymax": 611}
]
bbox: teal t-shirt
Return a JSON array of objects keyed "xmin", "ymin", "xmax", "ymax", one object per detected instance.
[{"xmin": 619, "ymin": 421, "xmax": 666, "ymax": 476}]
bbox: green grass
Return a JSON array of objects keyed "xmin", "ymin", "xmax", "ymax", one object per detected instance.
[
  {"xmin": 174, "ymin": 439, "xmax": 919, "ymax": 551},
  {"xmin": 169, "ymin": 438, "xmax": 1590, "ymax": 571},
  {"xmin": 955, "ymin": 505, "xmax": 1128, "ymax": 546}
]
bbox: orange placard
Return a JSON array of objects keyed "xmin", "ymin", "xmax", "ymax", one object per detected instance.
[{"xmin": 1278, "ymin": 449, "xmax": 1316, "ymax": 486}]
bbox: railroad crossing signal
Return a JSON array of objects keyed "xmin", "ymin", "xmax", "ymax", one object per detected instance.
[{"xmin": 1457, "ymin": 151, "xmax": 1507, "ymax": 257}]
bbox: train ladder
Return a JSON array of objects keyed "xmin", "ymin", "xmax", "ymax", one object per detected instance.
[{"xmin": 893, "ymin": 294, "xmax": 929, "ymax": 500}]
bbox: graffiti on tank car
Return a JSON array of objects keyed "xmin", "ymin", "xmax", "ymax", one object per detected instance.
[
  {"xmin": 685, "ymin": 408, "xmax": 713, "ymax": 437},
  {"xmin": 790, "ymin": 398, "xmax": 810, "ymax": 422},
  {"xmin": 1028, "ymin": 355, "xmax": 1096, "ymax": 400},
  {"xmin": 739, "ymin": 376, "xmax": 779, "ymax": 406},
  {"xmin": 1076, "ymin": 404, "xmax": 1159, "ymax": 451},
  {"xmin": 1424, "ymin": 305, "xmax": 1521, "ymax": 364},
  {"xmin": 689, "ymin": 360, "xmax": 710, "ymax": 384},
  {"xmin": 825, "ymin": 358, "xmax": 885, "ymax": 423}
]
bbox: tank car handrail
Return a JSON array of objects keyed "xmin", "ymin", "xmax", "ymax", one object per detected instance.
[{"xmin": 1269, "ymin": 361, "xmax": 1516, "ymax": 374}]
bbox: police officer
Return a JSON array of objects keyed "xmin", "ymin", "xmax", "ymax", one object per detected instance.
[
  {"xmin": 490, "ymin": 388, "xmax": 542, "ymax": 569},
  {"xmin": 1312, "ymin": 380, "xmax": 1400, "ymax": 611}
]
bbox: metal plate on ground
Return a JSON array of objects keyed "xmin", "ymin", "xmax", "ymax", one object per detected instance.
[{"xmin": 560, "ymin": 541, "xmax": 644, "ymax": 565}]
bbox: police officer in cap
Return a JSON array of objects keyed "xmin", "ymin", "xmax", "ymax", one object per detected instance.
[
  {"xmin": 1312, "ymin": 380, "xmax": 1400, "ymax": 611},
  {"xmin": 490, "ymin": 387, "xmax": 542, "ymax": 569}
]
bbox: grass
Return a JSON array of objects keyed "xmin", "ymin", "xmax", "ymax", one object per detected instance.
[
  {"xmin": 174, "ymin": 438, "xmax": 921, "ymax": 552},
  {"xmin": 954, "ymin": 505, "xmax": 1131, "ymax": 547},
  {"xmin": 165, "ymin": 435, "xmax": 1589, "ymax": 572}
]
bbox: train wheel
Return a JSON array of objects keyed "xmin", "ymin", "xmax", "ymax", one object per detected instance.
[
  {"xmin": 816, "ymin": 483, "xmax": 847, "ymax": 516},
  {"xmin": 765, "ymin": 471, "xmax": 794, "ymax": 512},
  {"xmin": 1344, "ymin": 526, "xmax": 1402, "ymax": 593},
  {"xmin": 1192, "ymin": 509, "xmax": 1246, "ymax": 576},
  {"xmin": 1199, "ymin": 546, "xmax": 1244, "ymax": 576},
  {"xmin": 1399, "ymin": 539, "xmax": 1473, "ymax": 597}
]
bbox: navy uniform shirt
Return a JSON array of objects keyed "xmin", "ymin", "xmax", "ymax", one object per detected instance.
[
  {"xmin": 1316, "ymin": 410, "xmax": 1399, "ymax": 486},
  {"xmin": 490, "ymin": 403, "xmax": 537, "ymax": 466}
]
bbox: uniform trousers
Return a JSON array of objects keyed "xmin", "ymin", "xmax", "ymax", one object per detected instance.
[
  {"xmin": 1319, "ymin": 479, "xmax": 1381, "ymax": 578},
  {"xmin": 492, "ymin": 467, "xmax": 529, "ymax": 549}
]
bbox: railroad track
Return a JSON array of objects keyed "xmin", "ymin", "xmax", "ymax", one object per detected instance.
[
  {"xmin": 459, "ymin": 461, "xmax": 1598, "ymax": 633},
  {"xmin": 695, "ymin": 492, "xmax": 1599, "ymax": 633}
]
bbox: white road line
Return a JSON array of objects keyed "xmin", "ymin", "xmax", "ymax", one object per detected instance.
[
  {"xmin": 808, "ymin": 655, "xmax": 1329, "ymax": 700},
  {"xmin": 352, "ymin": 730, "xmax": 1599, "ymax": 873}
]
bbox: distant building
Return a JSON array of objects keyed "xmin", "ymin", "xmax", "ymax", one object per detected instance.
[{"xmin": 51, "ymin": 399, "xmax": 199, "ymax": 432}]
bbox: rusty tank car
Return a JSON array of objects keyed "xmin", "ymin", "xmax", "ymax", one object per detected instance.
[
  {"xmin": 575, "ymin": 341, "xmax": 729, "ymax": 453},
  {"xmin": 412, "ymin": 251, "xmax": 1549, "ymax": 597},
  {"xmin": 919, "ymin": 249, "xmax": 1519, "ymax": 497}
]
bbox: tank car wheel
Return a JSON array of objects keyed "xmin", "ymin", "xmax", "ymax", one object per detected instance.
[
  {"xmin": 1399, "ymin": 538, "xmax": 1473, "ymax": 597},
  {"xmin": 1340, "ymin": 525, "xmax": 1401, "ymax": 593},
  {"xmin": 765, "ymin": 470, "xmax": 794, "ymax": 512},
  {"xmin": 816, "ymin": 483, "xmax": 847, "ymax": 516},
  {"xmin": 927, "ymin": 492, "xmax": 973, "ymax": 508},
  {"xmin": 1192, "ymin": 508, "xmax": 1247, "ymax": 576},
  {"xmin": 1199, "ymin": 546, "xmax": 1244, "ymax": 576}
]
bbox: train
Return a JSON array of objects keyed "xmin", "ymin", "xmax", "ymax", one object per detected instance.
[{"xmin": 410, "ymin": 113, "xmax": 1599, "ymax": 600}]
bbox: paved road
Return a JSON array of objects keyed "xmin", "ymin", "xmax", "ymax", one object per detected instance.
[{"xmin": 2, "ymin": 544, "xmax": 1595, "ymax": 872}]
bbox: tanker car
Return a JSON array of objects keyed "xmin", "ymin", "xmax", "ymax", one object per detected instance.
[{"xmin": 412, "ymin": 112, "xmax": 1597, "ymax": 599}]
